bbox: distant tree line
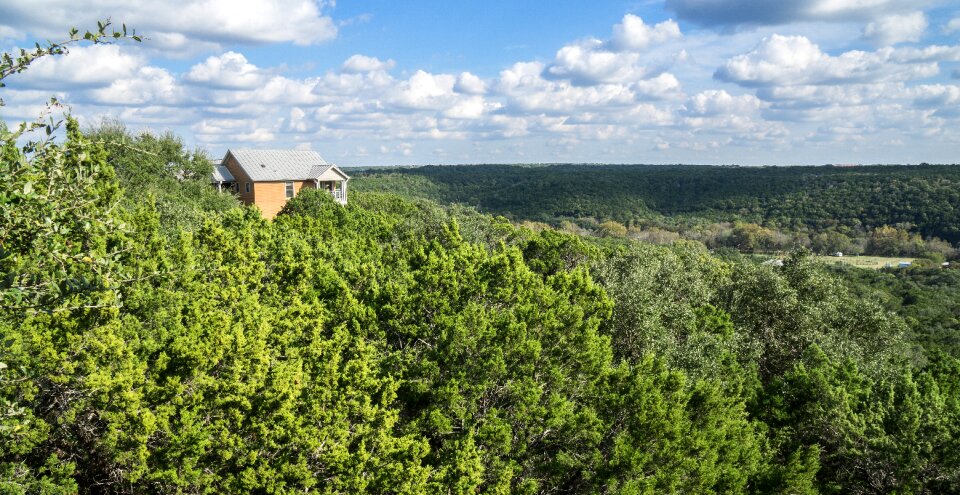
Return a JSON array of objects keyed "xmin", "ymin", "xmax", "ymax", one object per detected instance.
[{"xmin": 353, "ymin": 164, "xmax": 960, "ymax": 260}]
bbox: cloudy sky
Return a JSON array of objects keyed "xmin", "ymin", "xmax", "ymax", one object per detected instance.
[{"xmin": 2, "ymin": 0, "xmax": 960, "ymax": 165}]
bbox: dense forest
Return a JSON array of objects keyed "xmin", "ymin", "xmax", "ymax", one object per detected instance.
[
  {"xmin": 353, "ymin": 164, "xmax": 960, "ymax": 259},
  {"xmin": 4, "ymin": 25, "xmax": 960, "ymax": 495}
]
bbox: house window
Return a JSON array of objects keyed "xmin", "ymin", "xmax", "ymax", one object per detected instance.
[
  {"xmin": 285, "ymin": 181, "xmax": 295, "ymax": 199},
  {"xmin": 245, "ymin": 182, "xmax": 251, "ymax": 193}
]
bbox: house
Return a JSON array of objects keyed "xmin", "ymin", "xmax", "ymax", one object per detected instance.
[
  {"xmin": 212, "ymin": 149, "xmax": 349, "ymax": 219},
  {"xmin": 211, "ymin": 162, "xmax": 235, "ymax": 192}
]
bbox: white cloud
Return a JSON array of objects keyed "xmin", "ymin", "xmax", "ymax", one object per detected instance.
[
  {"xmin": 547, "ymin": 39, "xmax": 649, "ymax": 84},
  {"xmin": 184, "ymin": 51, "xmax": 267, "ymax": 89},
  {"xmin": 0, "ymin": 0, "xmax": 337, "ymax": 52},
  {"xmin": 14, "ymin": 44, "xmax": 142, "ymax": 89},
  {"xmin": 498, "ymin": 62, "xmax": 638, "ymax": 113},
  {"xmin": 633, "ymin": 73, "xmax": 682, "ymax": 99},
  {"xmin": 443, "ymin": 96, "xmax": 500, "ymax": 120},
  {"xmin": 236, "ymin": 127, "xmax": 275, "ymax": 142},
  {"xmin": 87, "ymin": 66, "xmax": 183, "ymax": 105},
  {"xmin": 716, "ymin": 34, "xmax": 955, "ymax": 87},
  {"xmin": 611, "ymin": 14, "xmax": 681, "ymax": 52},
  {"xmin": 391, "ymin": 70, "xmax": 457, "ymax": 110},
  {"xmin": 685, "ymin": 89, "xmax": 762, "ymax": 116},
  {"xmin": 756, "ymin": 83, "xmax": 890, "ymax": 109},
  {"xmin": 342, "ymin": 54, "xmax": 395, "ymax": 74},
  {"xmin": 286, "ymin": 107, "xmax": 309, "ymax": 132},
  {"xmin": 907, "ymin": 84, "xmax": 960, "ymax": 108},
  {"xmin": 545, "ymin": 14, "xmax": 683, "ymax": 86},
  {"xmin": 112, "ymin": 105, "xmax": 199, "ymax": 126},
  {"xmin": 147, "ymin": 32, "xmax": 222, "ymax": 58},
  {"xmin": 863, "ymin": 12, "xmax": 927, "ymax": 46},
  {"xmin": 455, "ymin": 72, "xmax": 487, "ymax": 95}
]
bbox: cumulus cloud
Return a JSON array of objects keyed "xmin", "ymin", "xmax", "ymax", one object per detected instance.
[
  {"xmin": 863, "ymin": 12, "xmax": 927, "ymax": 46},
  {"xmin": 443, "ymin": 96, "xmax": 498, "ymax": 120},
  {"xmin": 716, "ymin": 34, "xmax": 956, "ymax": 87},
  {"xmin": 391, "ymin": 71, "xmax": 457, "ymax": 110},
  {"xmin": 633, "ymin": 73, "xmax": 682, "ymax": 99},
  {"xmin": 665, "ymin": 0, "xmax": 931, "ymax": 28},
  {"xmin": 88, "ymin": 66, "xmax": 184, "ymax": 105},
  {"xmin": 907, "ymin": 84, "xmax": 960, "ymax": 108},
  {"xmin": 13, "ymin": 44, "xmax": 142, "ymax": 89},
  {"xmin": 0, "ymin": 0, "xmax": 337, "ymax": 52},
  {"xmin": 610, "ymin": 14, "xmax": 682, "ymax": 51},
  {"xmin": 341, "ymin": 54, "xmax": 395, "ymax": 74},
  {"xmin": 545, "ymin": 14, "xmax": 683, "ymax": 86},
  {"xmin": 455, "ymin": 72, "xmax": 487, "ymax": 95},
  {"xmin": 499, "ymin": 61, "xmax": 639, "ymax": 113},
  {"xmin": 684, "ymin": 89, "xmax": 762, "ymax": 116},
  {"xmin": 547, "ymin": 39, "xmax": 649, "ymax": 84},
  {"xmin": 184, "ymin": 51, "xmax": 267, "ymax": 89},
  {"xmin": 756, "ymin": 83, "xmax": 890, "ymax": 109}
]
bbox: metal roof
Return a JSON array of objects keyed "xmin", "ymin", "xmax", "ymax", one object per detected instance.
[
  {"xmin": 211, "ymin": 164, "xmax": 235, "ymax": 183},
  {"xmin": 227, "ymin": 149, "xmax": 347, "ymax": 182}
]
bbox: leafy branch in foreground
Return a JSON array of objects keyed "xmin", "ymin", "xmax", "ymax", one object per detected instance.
[
  {"xmin": 0, "ymin": 21, "xmax": 142, "ymax": 312},
  {"xmin": 0, "ymin": 19, "xmax": 141, "ymax": 105}
]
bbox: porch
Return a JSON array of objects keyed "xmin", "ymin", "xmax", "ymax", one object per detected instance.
[{"xmin": 314, "ymin": 179, "xmax": 348, "ymax": 204}]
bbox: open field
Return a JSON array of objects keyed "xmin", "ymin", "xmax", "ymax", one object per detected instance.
[{"xmin": 812, "ymin": 255, "xmax": 918, "ymax": 270}]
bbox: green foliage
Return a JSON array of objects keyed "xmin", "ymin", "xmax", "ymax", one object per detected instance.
[
  {"xmin": 4, "ymin": 25, "xmax": 959, "ymax": 495},
  {"xmin": 86, "ymin": 120, "xmax": 238, "ymax": 236},
  {"xmin": 0, "ymin": 117, "xmax": 125, "ymax": 313},
  {"xmin": 754, "ymin": 346, "xmax": 959, "ymax": 493},
  {"xmin": 353, "ymin": 164, "xmax": 960, "ymax": 254},
  {"xmin": 834, "ymin": 265, "xmax": 960, "ymax": 358},
  {"xmin": 719, "ymin": 250, "xmax": 907, "ymax": 381}
]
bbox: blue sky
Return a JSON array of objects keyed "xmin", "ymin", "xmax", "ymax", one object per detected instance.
[{"xmin": 2, "ymin": 0, "xmax": 960, "ymax": 165}]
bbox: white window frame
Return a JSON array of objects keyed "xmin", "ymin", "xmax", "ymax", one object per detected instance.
[{"xmin": 285, "ymin": 181, "xmax": 295, "ymax": 199}]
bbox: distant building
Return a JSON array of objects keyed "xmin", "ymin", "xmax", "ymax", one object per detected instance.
[
  {"xmin": 832, "ymin": 251, "xmax": 844, "ymax": 257},
  {"xmin": 211, "ymin": 149, "xmax": 349, "ymax": 219},
  {"xmin": 898, "ymin": 261, "xmax": 912, "ymax": 269}
]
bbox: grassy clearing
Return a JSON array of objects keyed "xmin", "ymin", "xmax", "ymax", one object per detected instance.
[{"xmin": 812, "ymin": 255, "xmax": 918, "ymax": 270}]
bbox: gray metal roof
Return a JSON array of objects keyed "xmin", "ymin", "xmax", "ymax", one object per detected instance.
[
  {"xmin": 211, "ymin": 164, "xmax": 235, "ymax": 183},
  {"xmin": 227, "ymin": 149, "xmax": 345, "ymax": 182}
]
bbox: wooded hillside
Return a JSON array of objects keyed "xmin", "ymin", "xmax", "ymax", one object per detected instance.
[{"xmin": 353, "ymin": 164, "xmax": 960, "ymax": 258}]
